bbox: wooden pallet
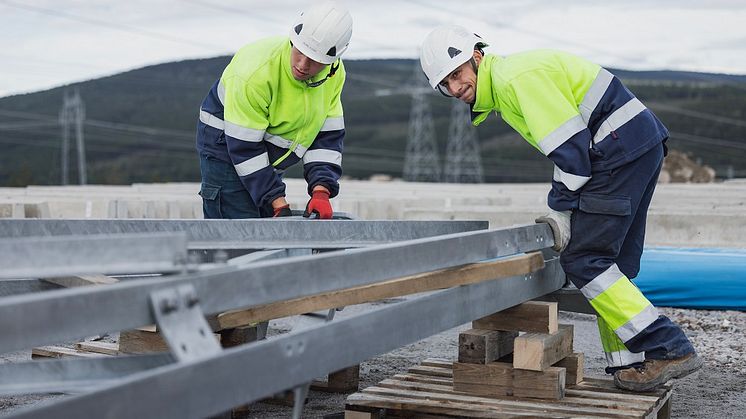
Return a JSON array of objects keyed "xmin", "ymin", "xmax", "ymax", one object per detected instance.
[{"xmin": 345, "ymin": 359, "xmax": 671, "ymax": 419}]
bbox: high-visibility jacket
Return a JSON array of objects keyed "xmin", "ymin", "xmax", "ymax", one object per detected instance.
[
  {"xmin": 196, "ymin": 36, "xmax": 345, "ymax": 208},
  {"xmin": 472, "ymin": 50, "xmax": 668, "ymax": 211}
]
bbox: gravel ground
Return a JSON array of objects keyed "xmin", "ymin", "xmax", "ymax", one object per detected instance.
[{"xmin": 1, "ymin": 305, "xmax": 744, "ymax": 418}]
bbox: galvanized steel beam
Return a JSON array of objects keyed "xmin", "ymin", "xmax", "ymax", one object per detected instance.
[
  {"xmin": 6, "ymin": 258, "xmax": 563, "ymax": 419},
  {"xmin": 0, "ymin": 223, "xmax": 553, "ymax": 355},
  {"xmin": 0, "ymin": 219, "xmax": 489, "ymax": 249},
  {"xmin": 0, "ymin": 233, "xmax": 189, "ymax": 279}
]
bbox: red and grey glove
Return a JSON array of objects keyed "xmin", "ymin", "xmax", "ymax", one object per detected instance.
[
  {"xmin": 303, "ymin": 189, "xmax": 333, "ymax": 219},
  {"xmin": 273, "ymin": 204, "xmax": 292, "ymax": 217}
]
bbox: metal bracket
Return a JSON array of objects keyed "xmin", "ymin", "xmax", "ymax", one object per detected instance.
[
  {"xmin": 149, "ymin": 284, "xmax": 221, "ymax": 362},
  {"xmin": 288, "ymin": 307, "xmax": 340, "ymax": 419}
]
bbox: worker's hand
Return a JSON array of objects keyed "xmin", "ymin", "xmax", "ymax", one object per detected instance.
[
  {"xmin": 273, "ymin": 205, "xmax": 292, "ymax": 217},
  {"xmin": 272, "ymin": 197, "xmax": 292, "ymax": 217},
  {"xmin": 303, "ymin": 187, "xmax": 333, "ymax": 219},
  {"xmin": 535, "ymin": 210, "xmax": 572, "ymax": 252}
]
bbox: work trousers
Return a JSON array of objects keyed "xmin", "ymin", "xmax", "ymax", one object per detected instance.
[
  {"xmin": 560, "ymin": 142, "xmax": 695, "ymax": 363},
  {"xmin": 198, "ymin": 153, "xmax": 273, "ymax": 219}
]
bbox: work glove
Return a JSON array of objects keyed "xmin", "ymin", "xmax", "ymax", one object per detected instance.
[
  {"xmin": 535, "ymin": 210, "xmax": 572, "ymax": 252},
  {"xmin": 303, "ymin": 189, "xmax": 333, "ymax": 219},
  {"xmin": 273, "ymin": 204, "xmax": 292, "ymax": 217}
]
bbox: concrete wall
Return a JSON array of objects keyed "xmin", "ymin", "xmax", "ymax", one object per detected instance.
[{"xmin": 2, "ymin": 179, "xmax": 744, "ymax": 248}]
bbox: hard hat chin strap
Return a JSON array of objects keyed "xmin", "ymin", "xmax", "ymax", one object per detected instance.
[{"xmin": 304, "ymin": 61, "xmax": 340, "ymax": 88}]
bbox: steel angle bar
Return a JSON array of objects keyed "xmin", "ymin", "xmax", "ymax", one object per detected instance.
[
  {"xmin": 0, "ymin": 223, "xmax": 553, "ymax": 355},
  {"xmin": 225, "ymin": 249, "xmax": 313, "ymax": 266},
  {"xmin": 7, "ymin": 257, "xmax": 564, "ymax": 419},
  {"xmin": 0, "ymin": 279, "xmax": 61, "ymax": 297},
  {"xmin": 0, "ymin": 354, "xmax": 172, "ymax": 395},
  {"xmin": 0, "ymin": 233, "xmax": 189, "ymax": 279},
  {"xmin": 0, "ymin": 219, "xmax": 489, "ymax": 249}
]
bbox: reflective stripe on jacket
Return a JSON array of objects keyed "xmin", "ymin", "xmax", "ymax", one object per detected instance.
[
  {"xmin": 472, "ymin": 50, "xmax": 668, "ymax": 211},
  {"xmin": 196, "ymin": 36, "xmax": 345, "ymax": 207}
]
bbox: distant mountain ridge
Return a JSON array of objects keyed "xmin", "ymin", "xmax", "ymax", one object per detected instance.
[{"xmin": 0, "ymin": 56, "xmax": 744, "ymax": 186}]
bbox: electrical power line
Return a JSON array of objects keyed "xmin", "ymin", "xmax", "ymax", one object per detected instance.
[
  {"xmin": 650, "ymin": 103, "xmax": 746, "ymax": 128},
  {"xmin": 0, "ymin": 0, "xmax": 222, "ymax": 51}
]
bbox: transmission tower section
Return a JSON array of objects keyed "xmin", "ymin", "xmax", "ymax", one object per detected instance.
[
  {"xmin": 59, "ymin": 90, "xmax": 87, "ymax": 185},
  {"xmin": 403, "ymin": 61, "xmax": 441, "ymax": 182},
  {"xmin": 444, "ymin": 101, "xmax": 484, "ymax": 183}
]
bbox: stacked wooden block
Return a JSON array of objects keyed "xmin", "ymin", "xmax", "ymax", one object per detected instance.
[{"xmin": 453, "ymin": 301, "xmax": 584, "ymax": 400}]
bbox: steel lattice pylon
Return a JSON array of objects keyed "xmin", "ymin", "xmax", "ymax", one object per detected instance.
[
  {"xmin": 403, "ymin": 62, "xmax": 441, "ymax": 182},
  {"xmin": 59, "ymin": 90, "xmax": 87, "ymax": 185},
  {"xmin": 444, "ymin": 100, "xmax": 484, "ymax": 183}
]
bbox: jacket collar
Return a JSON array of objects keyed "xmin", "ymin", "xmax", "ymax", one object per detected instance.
[{"xmin": 471, "ymin": 54, "xmax": 501, "ymax": 125}]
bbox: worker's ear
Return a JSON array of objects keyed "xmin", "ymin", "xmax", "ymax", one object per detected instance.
[{"xmin": 472, "ymin": 50, "xmax": 483, "ymax": 66}]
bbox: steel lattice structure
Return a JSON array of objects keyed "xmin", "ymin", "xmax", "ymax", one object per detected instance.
[{"xmin": 444, "ymin": 100, "xmax": 484, "ymax": 183}]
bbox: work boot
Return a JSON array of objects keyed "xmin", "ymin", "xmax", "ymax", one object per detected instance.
[{"xmin": 613, "ymin": 353, "xmax": 703, "ymax": 392}]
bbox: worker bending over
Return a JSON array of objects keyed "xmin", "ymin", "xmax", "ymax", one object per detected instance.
[
  {"xmin": 196, "ymin": 1, "xmax": 352, "ymax": 219},
  {"xmin": 420, "ymin": 25, "xmax": 702, "ymax": 391}
]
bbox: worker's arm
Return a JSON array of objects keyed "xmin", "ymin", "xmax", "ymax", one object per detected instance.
[
  {"xmin": 510, "ymin": 71, "xmax": 592, "ymax": 211},
  {"xmin": 222, "ymin": 77, "xmax": 286, "ymax": 209},
  {"xmin": 302, "ymin": 68, "xmax": 345, "ymax": 199}
]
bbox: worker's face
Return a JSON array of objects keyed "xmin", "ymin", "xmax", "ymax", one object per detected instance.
[
  {"xmin": 290, "ymin": 47, "xmax": 326, "ymax": 81},
  {"xmin": 439, "ymin": 51, "xmax": 483, "ymax": 104}
]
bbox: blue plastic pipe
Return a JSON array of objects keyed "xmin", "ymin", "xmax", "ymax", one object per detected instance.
[{"xmin": 635, "ymin": 247, "xmax": 746, "ymax": 311}]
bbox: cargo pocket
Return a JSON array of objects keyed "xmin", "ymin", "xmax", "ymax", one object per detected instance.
[
  {"xmin": 199, "ymin": 183, "xmax": 222, "ymax": 219},
  {"xmin": 571, "ymin": 193, "xmax": 632, "ymax": 254},
  {"xmin": 578, "ymin": 193, "xmax": 631, "ymax": 216}
]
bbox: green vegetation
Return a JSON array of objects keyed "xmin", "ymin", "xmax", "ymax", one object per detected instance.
[{"xmin": 0, "ymin": 57, "xmax": 744, "ymax": 186}]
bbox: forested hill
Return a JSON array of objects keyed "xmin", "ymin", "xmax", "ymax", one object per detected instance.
[{"xmin": 1, "ymin": 56, "xmax": 744, "ymax": 186}]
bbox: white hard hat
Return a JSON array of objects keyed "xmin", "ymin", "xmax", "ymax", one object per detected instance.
[
  {"xmin": 420, "ymin": 25, "xmax": 488, "ymax": 92},
  {"xmin": 289, "ymin": 1, "xmax": 353, "ymax": 65}
]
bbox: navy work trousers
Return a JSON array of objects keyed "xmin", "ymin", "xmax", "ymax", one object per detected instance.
[
  {"xmin": 560, "ymin": 142, "xmax": 695, "ymax": 360},
  {"xmin": 198, "ymin": 153, "xmax": 272, "ymax": 219}
]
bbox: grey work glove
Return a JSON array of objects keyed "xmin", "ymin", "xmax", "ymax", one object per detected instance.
[{"xmin": 535, "ymin": 210, "xmax": 572, "ymax": 252}]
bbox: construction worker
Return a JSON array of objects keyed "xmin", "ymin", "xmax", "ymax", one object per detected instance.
[
  {"xmin": 420, "ymin": 25, "xmax": 702, "ymax": 391},
  {"xmin": 196, "ymin": 1, "xmax": 352, "ymax": 219}
]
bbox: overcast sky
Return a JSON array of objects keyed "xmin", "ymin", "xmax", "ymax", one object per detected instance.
[{"xmin": 1, "ymin": 0, "xmax": 745, "ymax": 97}]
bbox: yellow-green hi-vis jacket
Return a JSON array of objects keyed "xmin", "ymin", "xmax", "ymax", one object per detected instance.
[
  {"xmin": 197, "ymin": 37, "xmax": 346, "ymax": 207},
  {"xmin": 471, "ymin": 50, "xmax": 668, "ymax": 211}
]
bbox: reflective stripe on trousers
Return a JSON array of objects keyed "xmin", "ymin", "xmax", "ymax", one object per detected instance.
[{"xmin": 598, "ymin": 316, "xmax": 644, "ymax": 368}]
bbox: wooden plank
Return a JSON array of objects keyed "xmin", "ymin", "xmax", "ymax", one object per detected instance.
[
  {"xmin": 348, "ymin": 392, "xmax": 535, "ymax": 418},
  {"xmin": 513, "ymin": 324, "xmax": 573, "ymax": 371},
  {"xmin": 311, "ymin": 365, "xmax": 360, "ymax": 393},
  {"xmin": 118, "ymin": 329, "xmax": 168, "ymax": 354},
  {"xmin": 512, "ymin": 367, "xmax": 565, "ymax": 399},
  {"xmin": 458, "ymin": 329, "xmax": 517, "ymax": 364},
  {"xmin": 378, "ymin": 377, "xmax": 648, "ymax": 414},
  {"xmin": 473, "ymin": 301, "xmax": 558, "ymax": 334},
  {"xmin": 453, "ymin": 361, "xmax": 513, "ymax": 388},
  {"xmin": 419, "ymin": 358, "xmax": 453, "ymax": 368},
  {"xmin": 42, "ymin": 274, "xmax": 119, "ymax": 288},
  {"xmin": 75, "ymin": 341, "xmax": 119, "ymax": 356},
  {"xmin": 358, "ymin": 386, "xmax": 641, "ymax": 418},
  {"xmin": 119, "ymin": 328, "xmax": 219, "ymax": 354},
  {"xmin": 219, "ymin": 325, "xmax": 259, "ymax": 348},
  {"xmin": 217, "ymin": 253, "xmax": 544, "ymax": 329},
  {"xmin": 344, "ymin": 411, "xmax": 379, "ymax": 419},
  {"xmin": 393, "ymin": 373, "xmax": 452, "ymax": 386},
  {"xmin": 408, "ymin": 365, "xmax": 453, "ymax": 378},
  {"xmin": 32, "ymin": 345, "xmax": 108, "ymax": 359},
  {"xmin": 553, "ymin": 352, "xmax": 584, "ymax": 385},
  {"xmin": 453, "ymin": 362, "xmax": 565, "ymax": 400}
]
